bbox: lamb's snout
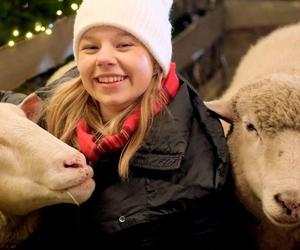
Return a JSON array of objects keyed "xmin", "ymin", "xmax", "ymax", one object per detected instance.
[
  {"xmin": 273, "ymin": 192, "xmax": 300, "ymax": 224},
  {"xmin": 47, "ymin": 151, "xmax": 94, "ymax": 191},
  {"xmin": 64, "ymin": 162, "xmax": 83, "ymax": 168},
  {"xmin": 63, "ymin": 152, "xmax": 87, "ymax": 169}
]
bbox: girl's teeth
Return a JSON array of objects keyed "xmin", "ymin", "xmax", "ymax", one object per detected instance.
[{"xmin": 98, "ymin": 76, "xmax": 125, "ymax": 83}]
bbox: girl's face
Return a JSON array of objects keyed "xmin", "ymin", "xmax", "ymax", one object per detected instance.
[{"xmin": 78, "ymin": 26, "xmax": 155, "ymax": 121}]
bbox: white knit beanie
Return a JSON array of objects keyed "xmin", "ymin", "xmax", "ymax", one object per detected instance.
[{"xmin": 73, "ymin": 0, "xmax": 173, "ymax": 76}]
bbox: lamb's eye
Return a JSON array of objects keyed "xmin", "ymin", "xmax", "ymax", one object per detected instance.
[{"xmin": 246, "ymin": 123, "xmax": 256, "ymax": 132}]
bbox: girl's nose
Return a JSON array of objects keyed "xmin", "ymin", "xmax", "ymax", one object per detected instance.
[{"xmin": 96, "ymin": 46, "xmax": 116, "ymax": 67}]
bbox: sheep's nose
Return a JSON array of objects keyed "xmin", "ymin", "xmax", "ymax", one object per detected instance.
[
  {"xmin": 274, "ymin": 193, "xmax": 300, "ymax": 218},
  {"xmin": 63, "ymin": 152, "xmax": 87, "ymax": 169},
  {"xmin": 64, "ymin": 163, "xmax": 82, "ymax": 168}
]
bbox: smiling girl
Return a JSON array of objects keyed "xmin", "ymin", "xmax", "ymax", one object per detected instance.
[{"xmin": 3, "ymin": 0, "xmax": 246, "ymax": 249}]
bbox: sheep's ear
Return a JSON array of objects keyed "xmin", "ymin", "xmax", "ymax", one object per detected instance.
[
  {"xmin": 18, "ymin": 93, "xmax": 43, "ymax": 123},
  {"xmin": 204, "ymin": 99, "xmax": 233, "ymax": 123}
]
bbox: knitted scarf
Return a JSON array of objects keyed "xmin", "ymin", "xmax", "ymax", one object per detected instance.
[{"xmin": 76, "ymin": 63, "xmax": 179, "ymax": 163}]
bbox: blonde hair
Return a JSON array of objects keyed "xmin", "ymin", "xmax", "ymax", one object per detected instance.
[{"xmin": 45, "ymin": 69, "xmax": 167, "ymax": 179}]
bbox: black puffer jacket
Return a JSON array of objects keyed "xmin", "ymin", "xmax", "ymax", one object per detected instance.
[{"xmin": 2, "ymin": 69, "xmax": 252, "ymax": 250}]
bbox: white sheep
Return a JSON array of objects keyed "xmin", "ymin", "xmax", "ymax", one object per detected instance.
[
  {"xmin": 0, "ymin": 94, "xmax": 95, "ymax": 248},
  {"xmin": 206, "ymin": 22, "xmax": 300, "ymax": 250}
]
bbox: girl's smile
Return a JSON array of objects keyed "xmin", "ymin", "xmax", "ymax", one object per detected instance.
[
  {"xmin": 94, "ymin": 74, "xmax": 128, "ymax": 89},
  {"xmin": 78, "ymin": 26, "xmax": 155, "ymax": 120}
]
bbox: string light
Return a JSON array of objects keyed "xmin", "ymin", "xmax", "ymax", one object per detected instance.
[
  {"xmin": 12, "ymin": 30, "xmax": 20, "ymax": 37},
  {"xmin": 8, "ymin": 40, "xmax": 15, "ymax": 47},
  {"xmin": 2, "ymin": 0, "xmax": 82, "ymax": 48},
  {"xmin": 71, "ymin": 3, "xmax": 79, "ymax": 10},
  {"xmin": 45, "ymin": 29, "xmax": 52, "ymax": 35},
  {"xmin": 35, "ymin": 23, "xmax": 42, "ymax": 32},
  {"xmin": 56, "ymin": 10, "xmax": 63, "ymax": 16},
  {"xmin": 25, "ymin": 32, "xmax": 33, "ymax": 39}
]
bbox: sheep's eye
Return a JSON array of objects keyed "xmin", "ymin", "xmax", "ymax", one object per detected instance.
[{"xmin": 246, "ymin": 123, "xmax": 256, "ymax": 132}]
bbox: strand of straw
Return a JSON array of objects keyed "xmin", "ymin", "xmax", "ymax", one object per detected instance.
[{"xmin": 66, "ymin": 191, "xmax": 79, "ymax": 206}]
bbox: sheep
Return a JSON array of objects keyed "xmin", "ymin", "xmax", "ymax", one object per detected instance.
[
  {"xmin": 205, "ymin": 22, "xmax": 300, "ymax": 250},
  {"xmin": 46, "ymin": 60, "xmax": 76, "ymax": 85},
  {"xmin": 0, "ymin": 94, "xmax": 95, "ymax": 249}
]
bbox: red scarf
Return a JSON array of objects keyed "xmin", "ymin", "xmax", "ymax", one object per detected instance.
[{"xmin": 76, "ymin": 63, "xmax": 179, "ymax": 163}]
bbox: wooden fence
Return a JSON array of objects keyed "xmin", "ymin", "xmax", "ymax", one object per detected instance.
[
  {"xmin": 2, "ymin": 0, "xmax": 299, "ymax": 100},
  {"xmin": 0, "ymin": 0, "xmax": 226, "ymax": 100},
  {"xmin": 0, "ymin": 16, "xmax": 74, "ymax": 90}
]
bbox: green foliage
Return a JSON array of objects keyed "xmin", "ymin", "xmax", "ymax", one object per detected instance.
[
  {"xmin": 0, "ymin": 0, "xmax": 82, "ymax": 46},
  {"xmin": 0, "ymin": 0, "xmax": 190, "ymax": 47}
]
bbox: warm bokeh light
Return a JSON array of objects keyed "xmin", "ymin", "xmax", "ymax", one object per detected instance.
[
  {"xmin": 56, "ymin": 10, "xmax": 63, "ymax": 16},
  {"xmin": 45, "ymin": 29, "xmax": 52, "ymax": 35},
  {"xmin": 25, "ymin": 32, "xmax": 33, "ymax": 39},
  {"xmin": 71, "ymin": 3, "xmax": 79, "ymax": 10},
  {"xmin": 8, "ymin": 40, "xmax": 15, "ymax": 47},
  {"xmin": 12, "ymin": 30, "xmax": 20, "ymax": 37}
]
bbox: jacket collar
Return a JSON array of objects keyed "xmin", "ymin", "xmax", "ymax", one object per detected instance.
[{"xmin": 131, "ymin": 79, "xmax": 193, "ymax": 170}]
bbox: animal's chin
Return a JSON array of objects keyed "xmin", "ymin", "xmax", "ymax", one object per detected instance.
[
  {"xmin": 64, "ymin": 178, "xmax": 95, "ymax": 203},
  {"xmin": 264, "ymin": 209, "xmax": 300, "ymax": 228}
]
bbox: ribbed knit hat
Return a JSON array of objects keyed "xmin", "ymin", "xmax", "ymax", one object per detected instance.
[{"xmin": 73, "ymin": 0, "xmax": 173, "ymax": 76}]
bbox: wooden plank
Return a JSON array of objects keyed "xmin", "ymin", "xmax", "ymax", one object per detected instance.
[
  {"xmin": 0, "ymin": 16, "xmax": 74, "ymax": 90},
  {"xmin": 172, "ymin": 3, "xmax": 224, "ymax": 71},
  {"xmin": 0, "ymin": 4, "xmax": 225, "ymax": 90},
  {"xmin": 198, "ymin": 68, "xmax": 227, "ymax": 101},
  {"xmin": 225, "ymin": 0, "xmax": 300, "ymax": 30}
]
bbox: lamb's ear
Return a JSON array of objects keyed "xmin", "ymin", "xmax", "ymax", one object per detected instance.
[
  {"xmin": 18, "ymin": 93, "xmax": 43, "ymax": 123},
  {"xmin": 204, "ymin": 99, "xmax": 233, "ymax": 124}
]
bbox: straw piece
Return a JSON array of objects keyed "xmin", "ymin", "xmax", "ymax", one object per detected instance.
[{"xmin": 66, "ymin": 191, "xmax": 79, "ymax": 206}]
